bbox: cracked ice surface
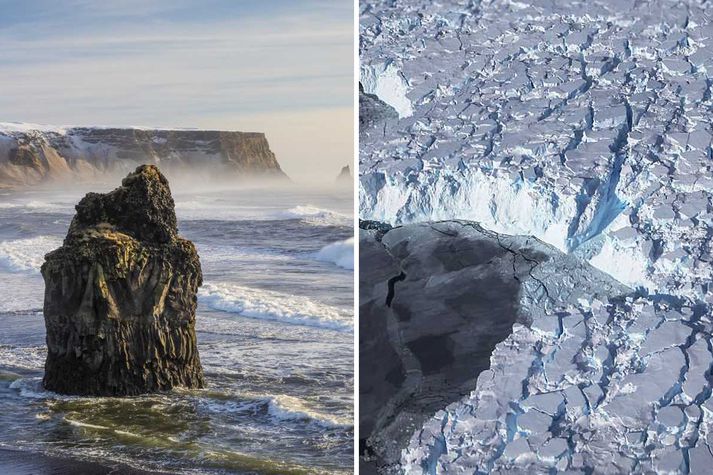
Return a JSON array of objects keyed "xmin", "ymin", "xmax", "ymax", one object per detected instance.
[
  {"xmin": 359, "ymin": 0, "xmax": 713, "ymax": 473},
  {"xmin": 402, "ymin": 293, "xmax": 713, "ymax": 474},
  {"xmin": 359, "ymin": 0, "xmax": 713, "ymax": 298}
]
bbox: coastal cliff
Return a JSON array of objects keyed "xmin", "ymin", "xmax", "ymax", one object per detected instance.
[{"xmin": 0, "ymin": 123, "xmax": 286, "ymax": 187}]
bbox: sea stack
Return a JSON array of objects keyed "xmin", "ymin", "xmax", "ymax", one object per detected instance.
[
  {"xmin": 336, "ymin": 165, "xmax": 352, "ymax": 183},
  {"xmin": 41, "ymin": 165, "xmax": 205, "ymax": 396}
]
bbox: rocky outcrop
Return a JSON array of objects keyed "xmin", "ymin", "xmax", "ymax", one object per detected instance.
[
  {"xmin": 41, "ymin": 165, "xmax": 205, "ymax": 396},
  {"xmin": 359, "ymin": 83, "xmax": 398, "ymax": 139},
  {"xmin": 336, "ymin": 164, "xmax": 353, "ymax": 184},
  {"xmin": 0, "ymin": 123, "xmax": 286, "ymax": 187},
  {"xmin": 359, "ymin": 220, "xmax": 628, "ymax": 474}
]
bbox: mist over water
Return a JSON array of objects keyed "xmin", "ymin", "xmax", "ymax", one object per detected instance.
[
  {"xmin": 0, "ymin": 181, "xmax": 354, "ymax": 474},
  {"xmin": 1, "ymin": 164, "xmax": 351, "ymax": 193}
]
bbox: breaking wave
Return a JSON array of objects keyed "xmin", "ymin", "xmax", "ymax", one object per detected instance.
[
  {"xmin": 176, "ymin": 202, "xmax": 351, "ymax": 227},
  {"xmin": 202, "ymin": 392, "xmax": 352, "ymax": 429},
  {"xmin": 0, "ymin": 236, "xmax": 61, "ymax": 273},
  {"xmin": 314, "ymin": 238, "xmax": 354, "ymax": 270},
  {"xmin": 24, "ymin": 201, "xmax": 74, "ymax": 213},
  {"xmin": 267, "ymin": 394, "xmax": 352, "ymax": 428},
  {"xmin": 0, "ymin": 345, "xmax": 45, "ymax": 371},
  {"xmin": 198, "ymin": 282, "xmax": 352, "ymax": 332},
  {"xmin": 273, "ymin": 206, "xmax": 351, "ymax": 227},
  {"xmin": 9, "ymin": 377, "xmax": 51, "ymax": 399}
]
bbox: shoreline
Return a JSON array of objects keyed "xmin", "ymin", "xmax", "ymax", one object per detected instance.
[{"xmin": 0, "ymin": 448, "xmax": 171, "ymax": 474}]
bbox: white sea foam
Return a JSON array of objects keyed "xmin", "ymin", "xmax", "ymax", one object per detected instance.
[
  {"xmin": 198, "ymin": 283, "xmax": 352, "ymax": 332},
  {"xmin": 267, "ymin": 394, "xmax": 352, "ymax": 428},
  {"xmin": 0, "ymin": 236, "xmax": 61, "ymax": 273},
  {"xmin": 9, "ymin": 377, "xmax": 49, "ymax": 399},
  {"xmin": 197, "ymin": 391, "xmax": 351, "ymax": 428},
  {"xmin": 0, "ymin": 345, "xmax": 45, "ymax": 371},
  {"xmin": 195, "ymin": 244, "xmax": 288, "ymax": 265},
  {"xmin": 175, "ymin": 200, "xmax": 272, "ymax": 222},
  {"xmin": 175, "ymin": 201, "xmax": 351, "ymax": 227},
  {"xmin": 24, "ymin": 201, "xmax": 73, "ymax": 213},
  {"xmin": 0, "ymin": 275, "xmax": 44, "ymax": 313},
  {"xmin": 274, "ymin": 205, "xmax": 351, "ymax": 227},
  {"xmin": 65, "ymin": 418, "xmax": 110, "ymax": 430},
  {"xmin": 314, "ymin": 238, "xmax": 354, "ymax": 270},
  {"xmin": 114, "ymin": 429, "xmax": 143, "ymax": 438}
]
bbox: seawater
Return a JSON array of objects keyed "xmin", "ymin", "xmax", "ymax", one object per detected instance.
[{"xmin": 0, "ymin": 183, "xmax": 354, "ymax": 474}]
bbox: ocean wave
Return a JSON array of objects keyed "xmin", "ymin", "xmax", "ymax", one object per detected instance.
[
  {"xmin": 267, "ymin": 394, "xmax": 352, "ymax": 429},
  {"xmin": 313, "ymin": 238, "xmax": 354, "ymax": 270},
  {"xmin": 64, "ymin": 418, "xmax": 111, "ymax": 430},
  {"xmin": 0, "ymin": 283, "xmax": 44, "ymax": 313},
  {"xmin": 195, "ymin": 244, "xmax": 288, "ymax": 265},
  {"xmin": 0, "ymin": 201, "xmax": 71, "ymax": 212},
  {"xmin": 198, "ymin": 283, "xmax": 352, "ymax": 332},
  {"xmin": 9, "ymin": 377, "xmax": 49, "ymax": 399},
  {"xmin": 0, "ymin": 236, "xmax": 61, "ymax": 273},
  {"xmin": 0, "ymin": 345, "xmax": 46, "ymax": 371},
  {"xmin": 175, "ymin": 202, "xmax": 352, "ymax": 227},
  {"xmin": 24, "ymin": 201, "xmax": 74, "ymax": 213},
  {"xmin": 175, "ymin": 201, "xmax": 273, "ymax": 222},
  {"xmin": 199, "ymin": 391, "xmax": 352, "ymax": 429},
  {"xmin": 273, "ymin": 206, "xmax": 351, "ymax": 227}
]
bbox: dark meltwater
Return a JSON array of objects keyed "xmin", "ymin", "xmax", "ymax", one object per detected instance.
[{"xmin": 0, "ymin": 184, "xmax": 354, "ymax": 474}]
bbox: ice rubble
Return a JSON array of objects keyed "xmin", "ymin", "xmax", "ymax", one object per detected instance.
[
  {"xmin": 359, "ymin": 0, "xmax": 713, "ymax": 473},
  {"xmin": 401, "ymin": 278, "xmax": 713, "ymax": 474}
]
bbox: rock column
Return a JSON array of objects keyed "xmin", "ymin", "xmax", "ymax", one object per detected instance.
[{"xmin": 41, "ymin": 165, "xmax": 205, "ymax": 396}]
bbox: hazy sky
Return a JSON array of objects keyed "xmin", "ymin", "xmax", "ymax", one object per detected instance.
[{"xmin": 0, "ymin": 0, "xmax": 354, "ymax": 182}]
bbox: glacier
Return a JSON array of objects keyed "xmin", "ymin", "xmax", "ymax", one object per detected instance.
[
  {"xmin": 359, "ymin": 0, "xmax": 713, "ymax": 300},
  {"xmin": 359, "ymin": 0, "xmax": 713, "ymax": 473}
]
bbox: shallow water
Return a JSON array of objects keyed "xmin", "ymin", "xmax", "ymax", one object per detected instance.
[{"xmin": 0, "ymin": 184, "xmax": 354, "ymax": 474}]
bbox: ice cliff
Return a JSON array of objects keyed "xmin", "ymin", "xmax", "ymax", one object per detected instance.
[
  {"xmin": 0, "ymin": 123, "xmax": 285, "ymax": 187},
  {"xmin": 359, "ymin": 0, "xmax": 713, "ymax": 300}
]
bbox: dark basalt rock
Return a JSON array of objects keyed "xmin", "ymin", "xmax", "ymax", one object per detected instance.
[
  {"xmin": 41, "ymin": 164, "xmax": 205, "ymax": 396},
  {"xmin": 336, "ymin": 164, "xmax": 353, "ymax": 183},
  {"xmin": 359, "ymin": 222, "xmax": 527, "ymax": 473},
  {"xmin": 359, "ymin": 221, "xmax": 629, "ymax": 474},
  {"xmin": 359, "ymin": 83, "xmax": 398, "ymax": 138}
]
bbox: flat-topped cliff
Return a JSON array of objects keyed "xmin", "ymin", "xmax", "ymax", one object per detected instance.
[{"xmin": 0, "ymin": 123, "xmax": 286, "ymax": 187}]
